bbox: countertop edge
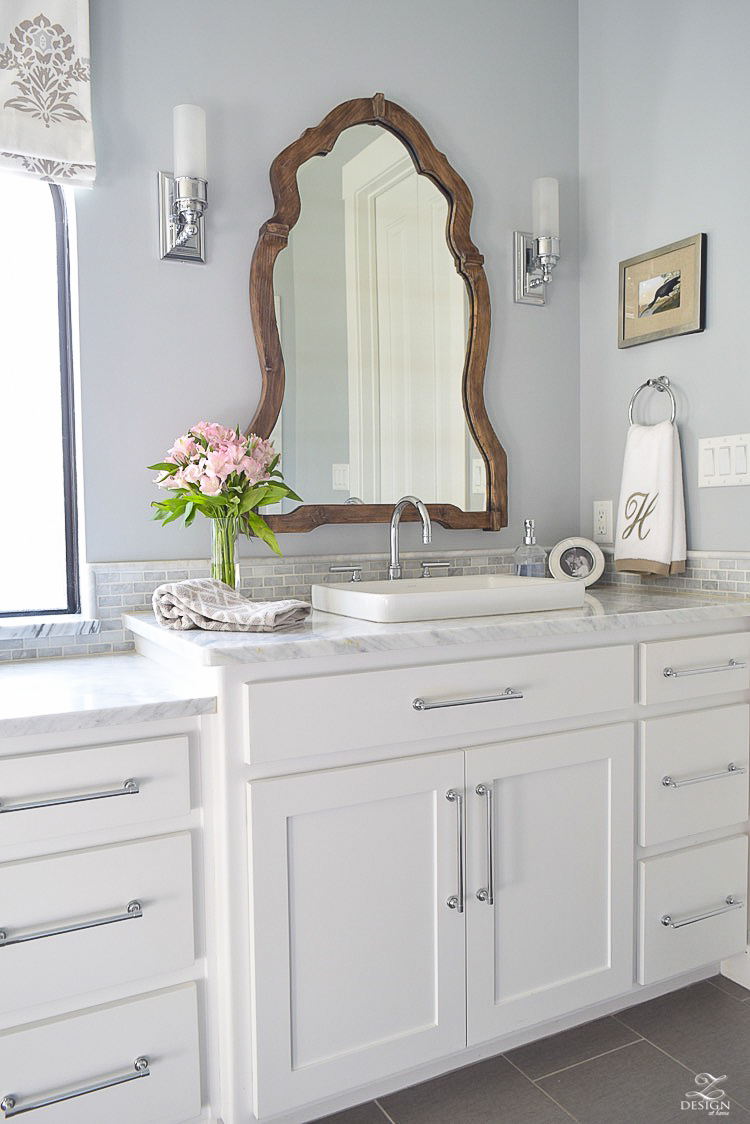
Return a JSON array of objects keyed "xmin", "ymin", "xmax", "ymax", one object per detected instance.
[{"xmin": 123, "ymin": 592, "xmax": 750, "ymax": 666}]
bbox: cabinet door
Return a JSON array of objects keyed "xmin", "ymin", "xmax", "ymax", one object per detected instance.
[
  {"xmin": 248, "ymin": 751, "xmax": 466, "ymax": 1118},
  {"xmin": 466, "ymin": 724, "xmax": 634, "ymax": 1044}
]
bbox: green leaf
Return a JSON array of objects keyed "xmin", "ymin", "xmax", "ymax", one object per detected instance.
[
  {"xmin": 245, "ymin": 510, "xmax": 282, "ymax": 555},
  {"xmin": 147, "ymin": 461, "xmax": 177, "ymax": 473}
]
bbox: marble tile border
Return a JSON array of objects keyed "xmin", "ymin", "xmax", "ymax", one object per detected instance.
[
  {"xmin": 601, "ymin": 548, "xmax": 750, "ymax": 597},
  {"xmin": 2, "ymin": 546, "xmax": 748, "ymax": 662}
]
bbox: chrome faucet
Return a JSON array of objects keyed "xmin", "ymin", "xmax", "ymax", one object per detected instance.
[{"xmin": 388, "ymin": 496, "xmax": 432, "ymax": 580}]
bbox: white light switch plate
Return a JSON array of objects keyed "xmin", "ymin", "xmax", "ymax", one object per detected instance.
[{"xmin": 698, "ymin": 434, "xmax": 750, "ymax": 488}]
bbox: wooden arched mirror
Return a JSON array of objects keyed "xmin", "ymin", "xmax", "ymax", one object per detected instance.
[{"xmin": 249, "ymin": 93, "xmax": 507, "ymax": 532}]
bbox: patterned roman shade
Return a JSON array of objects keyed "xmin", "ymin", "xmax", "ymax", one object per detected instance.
[{"xmin": 0, "ymin": 2, "xmax": 95, "ymax": 185}]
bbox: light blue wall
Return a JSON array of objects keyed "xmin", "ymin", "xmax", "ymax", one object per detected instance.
[
  {"xmin": 77, "ymin": 0, "xmax": 580, "ymax": 561},
  {"xmin": 579, "ymin": 0, "xmax": 750, "ymax": 551}
]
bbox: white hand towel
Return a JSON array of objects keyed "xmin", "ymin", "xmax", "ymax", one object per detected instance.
[
  {"xmin": 153, "ymin": 578, "xmax": 311, "ymax": 632},
  {"xmin": 614, "ymin": 420, "xmax": 686, "ymax": 576}
]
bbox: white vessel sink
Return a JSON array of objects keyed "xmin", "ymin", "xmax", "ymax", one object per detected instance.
[{"xmin": 311, "ymin": 573, "xmax": 586, "ymax": 623}]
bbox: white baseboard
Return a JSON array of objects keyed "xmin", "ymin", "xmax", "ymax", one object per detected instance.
[{"xmin": 721, "ymin": 946, "xmax": 750, "ymax": 989}]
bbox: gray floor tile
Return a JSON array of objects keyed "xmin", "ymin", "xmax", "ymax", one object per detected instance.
[
  {"xmin": 615, "ymin": 980, "xmax": 750, "ymax": 1106},
  {"xmin": 707, "ymin": 973, "xmax": 750, "ymax": 1002},
  {"xmin": 538, "ymin": 1038, "xmax": 750, "ymax": 1123},
  {"xmin": 380, "ymin": 1055, "xmax": 573, "ymax": 1123},
  {"xmin": 311, "ymin": 1102, "xmax": 389, "ymax": 1124},
  {"xmin": 505, "ymin": 1016, "xmax": 642, "ymax": 1080}
]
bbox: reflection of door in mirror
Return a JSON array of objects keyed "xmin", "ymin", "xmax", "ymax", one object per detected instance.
[{"xmin": 272, "ymin": 124, "xmax": 486, "ymax": 514}]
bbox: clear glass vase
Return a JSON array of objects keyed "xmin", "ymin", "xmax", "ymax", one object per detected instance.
[{"xmin": 211, "ymin": 513, "xmax": 240, "ymax": 589}]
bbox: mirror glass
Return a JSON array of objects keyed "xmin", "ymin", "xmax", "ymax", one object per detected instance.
[{"xmin": 270, "ymin": 124, "xmax": 486, "ymax": 515}]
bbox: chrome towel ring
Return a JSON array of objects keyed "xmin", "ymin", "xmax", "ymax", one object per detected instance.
[{"xmin": 628, "ymin": 376, "xmax": 676, "ymax": 425}]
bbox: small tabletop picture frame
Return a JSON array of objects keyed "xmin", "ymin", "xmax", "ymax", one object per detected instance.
[
  {"xmin": 548, "ymin": 537, "xmax": 604, "ymax": 587},
  {"xmin": 618, "ymin": 233, "xmax": 706, "ymax": 348}
]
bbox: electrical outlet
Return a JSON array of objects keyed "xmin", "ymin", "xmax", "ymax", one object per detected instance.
[{"xmin": 593, "ymin": 500, "xmax": 613, "ymax": 543}]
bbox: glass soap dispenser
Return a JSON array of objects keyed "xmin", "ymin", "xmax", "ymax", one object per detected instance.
[{"xmin": 514, "ymin": 518, "xmax": 547, "ymax": 577}]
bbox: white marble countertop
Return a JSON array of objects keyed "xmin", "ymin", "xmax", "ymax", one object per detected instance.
[
  {"xmin": 123, "ymin": 586, "xmax": 750, "ymax": 667},
  {"xmin": 0, "ymin": 653, "xmax": 216, "ymax": 738}
]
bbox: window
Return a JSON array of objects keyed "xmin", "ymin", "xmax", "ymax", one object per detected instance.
[{"xmin": 0, "ymin": 178, "xmax": 79, "ymax": 616}]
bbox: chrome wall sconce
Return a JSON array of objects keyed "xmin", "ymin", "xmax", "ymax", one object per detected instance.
[
  {"xmin": 514, "ymin": 177, "xmax": 560, "ymax": 305},
  {"xmin": 158, "ymin": 104, "xmax": 208, "ymax": 263}
]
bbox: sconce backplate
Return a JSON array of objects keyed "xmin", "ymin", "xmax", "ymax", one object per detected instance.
[
  {"xmin": 514, "ymin": 230, "xmax": 546, "ymax": 305},
  {"xmin": 158, "ymin": 171, "xmax": 206, "ymax": 263}
]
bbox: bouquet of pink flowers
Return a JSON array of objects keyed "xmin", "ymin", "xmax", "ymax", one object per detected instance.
[{"xmin": 149, "ymin": 422, "xmax": 300, "ymax": 561}]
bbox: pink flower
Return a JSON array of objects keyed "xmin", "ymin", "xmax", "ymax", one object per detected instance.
[
  {"xmin": 238, "ymin": 456, "xmax": 263, "ymax": 485},
  {"xmin": 205, "ymin": 449, "xmax": 233, "ymax": 480},
  {"xmin": 166, "ymin": 433, "xmax": 197, "ymax": 463},
  {"xmin": 198, "ymin": 473, "xmax": 223, "ymax": 496},
  {"xmin": 180, "ymin": 462, "xmax": 202, "ymax": 486}
]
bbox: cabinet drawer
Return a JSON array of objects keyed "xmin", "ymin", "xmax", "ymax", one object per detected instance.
[
  {"xmin": 637, "ymin": 835, "xmax": 748, "ymax": 985},
  {"xmin": 0, "ymin": 985, "xmax": 200, "ymax": 1124},
  {"xmin": 639, "ymin": 706, "xmax": 750, "ymax": 846},
  {"xmin": 639, "ymin": 633, "xmax": 750, "ymax": 705},
  {"xmin": 0, "ymin": 833, "xmax": 195, "ymax": 1015},
  {"xmin": 245, "ymin": 645, "xmax": 635, "ymax": 762},
  {"xmin": 0, "ymin": 736, "xmax": 191, "ymax": 848}
]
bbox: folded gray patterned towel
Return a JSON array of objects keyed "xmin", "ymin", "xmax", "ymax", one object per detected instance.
[{"xmin": 152, "ymin": 578, "xmax": 311, "ymax": 632}]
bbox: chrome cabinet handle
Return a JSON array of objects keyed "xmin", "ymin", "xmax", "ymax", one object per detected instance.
[
  {"xmin": 1, "ymin": 1057, "xmax": 150, "ymax": 1117},
  {"xmin": 475, "ymin": 784, "xmax": 494, "ymax": 905},
  {"xmin": 662, "ymin": 762, "xmax": 746, "ymax": 789},
  {"xmin": 661, "ymin": 895, "xmax": 743, "ymax": 930},
  {"xmin": 0, "ymin": 778, "xmax": 139, "ymax": 814},
  {"xmin": 663, "ymin": 659, "xmax": 746, "ymax": 679},
  {"xmin": 413, "ymin": 688, "xmax": 523, "ymax": 712},
  {"xmin": 0, "ymin": 900, "xmax": 143, "ymax": 947},
  {"xmin": 445, "ymin": 789, "xmax": 464, "ymax": 913}
]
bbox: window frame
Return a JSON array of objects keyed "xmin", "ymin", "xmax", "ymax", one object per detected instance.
[{"xmin": 0, "ymin": 183, "xmax": 80, "ymax": 617}]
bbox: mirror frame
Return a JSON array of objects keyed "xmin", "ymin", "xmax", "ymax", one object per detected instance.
[{"xmin": 249, "ymin": 92, "xmax": 507, "ymax": 532}]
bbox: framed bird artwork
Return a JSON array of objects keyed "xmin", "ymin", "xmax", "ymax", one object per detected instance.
[{"xmin": 618, "ymin": 233, "xmax": 706, "ymax": 347}]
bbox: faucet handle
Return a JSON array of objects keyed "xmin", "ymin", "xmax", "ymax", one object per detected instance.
[
  {"xmin": 329, "ymin": 565, "xmax": 363, "ymax": 583},
  {"xmin": 421, "ymin": 559, "xmax": 453, "ymax": 578}
]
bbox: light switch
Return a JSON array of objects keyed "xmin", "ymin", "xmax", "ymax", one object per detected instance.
[
  {"xmin": 331, "ymin": 463, "xmax": 350, "ymax": 490},
  {"xmin": 698, "ymin": 432, "xmax": 750, "ymax": 487}
]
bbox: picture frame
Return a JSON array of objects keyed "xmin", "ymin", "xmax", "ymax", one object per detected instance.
[
  {"xmin": 548, "ymin": 537, "xmax": 604, "ymax": 587},
  {"xmin": 617, "ymin": 233, "xmax": 706, "ymax": 348}
]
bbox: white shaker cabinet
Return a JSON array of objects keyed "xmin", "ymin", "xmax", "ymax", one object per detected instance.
[
  {"xmin": 466, "ymin": 723, "xmax": 634, "ymax": 1043},
  {"xmin": 247, "ymin": 723, "xmax": 634, "ymax": 1117},
  {"xmin": 247, "ymin": 751, "xmax": 467, "ymax": 1119}
]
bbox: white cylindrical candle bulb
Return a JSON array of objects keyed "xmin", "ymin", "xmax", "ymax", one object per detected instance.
[
  {"xmin": 532, "ymin": 177, "xmax": 559, "ymax": 239},
  {"xmin": 173, "ymin": 104, "xmax": 207, "ymax": 180}
]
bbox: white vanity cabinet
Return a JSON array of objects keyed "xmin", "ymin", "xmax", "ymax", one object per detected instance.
[
  {"xmin": 246, "ymin": 653, "xmax": 636, "ymax": 1117},
  {"xmin": 123, "ymin": 599, "xmax": 750, "ymax": 1124},
  {"xmin": 0, "ymin": 724, "xmax": 206, "ymax": 1124}
]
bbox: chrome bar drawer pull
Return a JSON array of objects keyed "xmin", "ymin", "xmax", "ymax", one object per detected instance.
[
  {"xmin": 662, "ymin": 762, "xmax": 746, "ymax": 789},
  {"xmin": 0, "ymin": 779, "xmax": 139, "ymax": 815},
  {"xmin": 1, "ymin": 1056, "xmax": 150, "ymax": 1117},
  {"xmin": 663, "ymin": 658, "xmax": 746, "ymax": 679},
  {"xmin": 445, "ymin": 789, "xmax": 464, "ymax": 914},
  {"xmin": 661, "ymin": 895, "xmax": 743, "ymax": 930},
  {"xmin": 475, "ymin": 784, "xmax": 495, "ymax": 905},
  {"xmin": 413, "ymin": 688, "xmax": 523, "ymax": 712},
  {"xmin": 0, "ymin": 900, "xmax": 143, "ymax": 947}
]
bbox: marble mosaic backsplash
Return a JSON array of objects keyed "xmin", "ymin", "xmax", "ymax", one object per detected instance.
[{"xmin": 2, "ymin": 546, "xmax": 749, "ymax": 662}]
